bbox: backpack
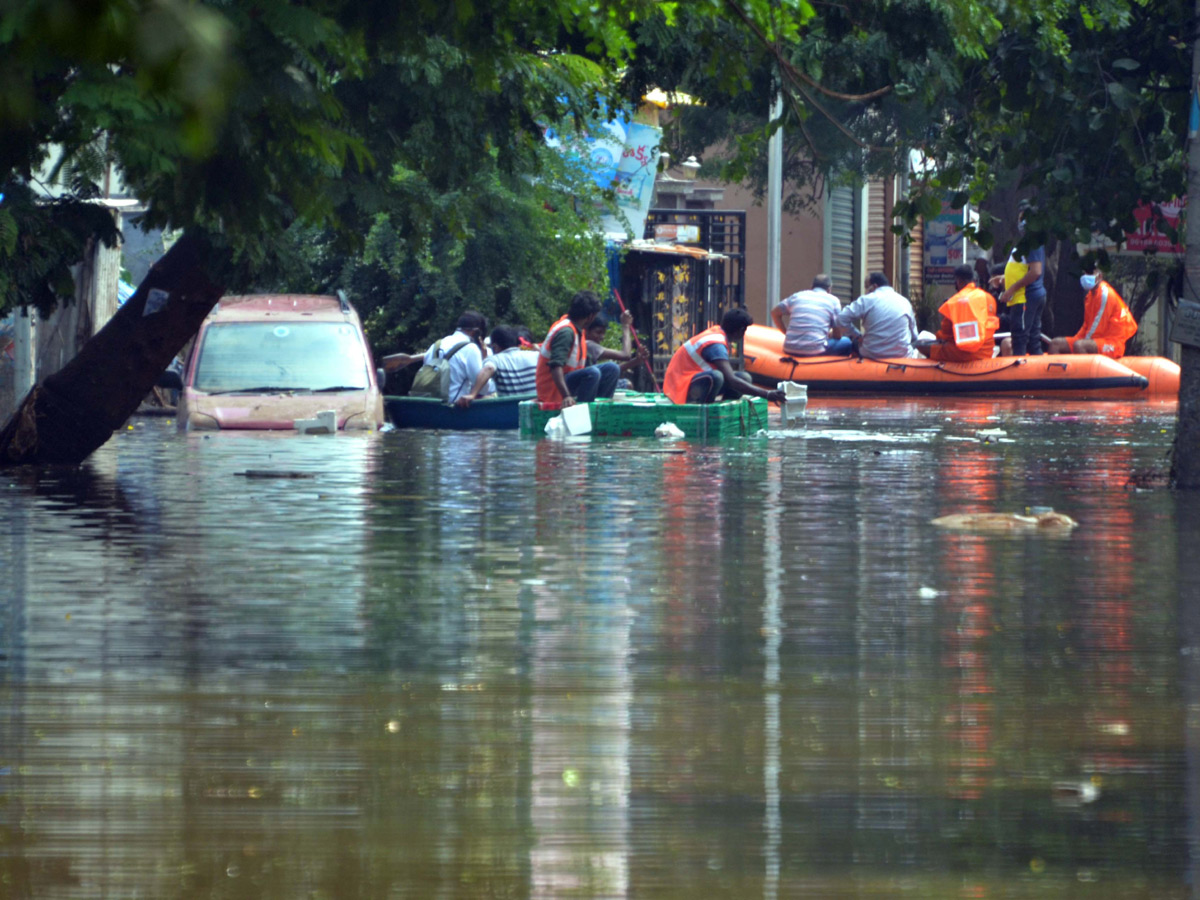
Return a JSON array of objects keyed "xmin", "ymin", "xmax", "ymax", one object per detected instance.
[{"xmin": 410, "ymin": 337, "xmax": 471, "ymax": 402}]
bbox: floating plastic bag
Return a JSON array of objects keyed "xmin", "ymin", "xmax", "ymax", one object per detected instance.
[
  {"xmin": 544, "ymin": 415, "xmax": 566, "ymax": 438},
  {"xmin": 777, "ymin": 381, "xmax": 807, "ymax": 426},
  {"xmin": 655, "ymin": 422, "xmax": 684, "ymax": 440}
]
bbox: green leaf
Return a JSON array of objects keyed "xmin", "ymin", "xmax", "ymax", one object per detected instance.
[{"xmin": 1106, "ymin": 82, "xmax": 1135, "ymax": 110}]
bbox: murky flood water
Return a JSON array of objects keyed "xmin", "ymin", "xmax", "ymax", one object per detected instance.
[{"xmin": 1, "ymin": 398, "xmax": 1196, "ymax": 898}]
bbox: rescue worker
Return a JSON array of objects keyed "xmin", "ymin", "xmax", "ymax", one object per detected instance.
[
  {"xmin": 663, "ymin": 308, "xmax": 786, "ymax": 405},
  {"xmin": 1047, "ymin": 263, "xmax": 1137, "ymax": 358},
  {"xmin": 921, "ymin": 264, "xmax": 1000, "ymax": 362},
  {"xmin": 535, "ymin": 290, "xmax": 617, "ymax": 407}
]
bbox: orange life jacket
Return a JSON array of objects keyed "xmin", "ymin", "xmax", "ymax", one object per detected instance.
[
  {"xmin": 663, "ymin": 326, "xmax": 727, "ymax": 404},
  {"xmin": 535, "ymin": 315, "xmax": 588, "ymax": 403},
  {"xmin": 939, "ymin": 286, "xmax": 999, "ymax": 355},
  {"xmin": 1078, "ymin": 282, "xmax": 1137, "ymax": 345}
]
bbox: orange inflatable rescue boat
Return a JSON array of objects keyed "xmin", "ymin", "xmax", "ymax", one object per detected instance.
[{"xmin": 741, "ymin": 325, "xmax": 1178, "ymax": 399}]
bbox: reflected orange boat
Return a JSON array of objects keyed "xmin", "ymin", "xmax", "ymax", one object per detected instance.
[{"xmin": 741, "ymin": 325, "xmax": 1175, "ymax": 399}]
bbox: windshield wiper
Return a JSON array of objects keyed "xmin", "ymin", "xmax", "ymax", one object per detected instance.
[
  {"xmin": 312, "ymin": 385, "xmax": 365, "ymax": 393},
  {"xmin": 206, "ymin": 387, "xmax": 311, "ymax": 395}
]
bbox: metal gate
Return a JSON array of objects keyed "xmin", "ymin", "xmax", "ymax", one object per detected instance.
[{"xmin": 644, "ymin": 209, "xmax": 746, "ymax": 320}]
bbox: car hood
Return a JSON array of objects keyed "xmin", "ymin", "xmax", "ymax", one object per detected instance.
[{"xmin": 183, "ymin": 389, "xmax": 380, "ymax": 430}]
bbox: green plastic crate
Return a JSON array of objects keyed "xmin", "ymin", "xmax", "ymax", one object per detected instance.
[{"xmin": 519, "ymin": 394, "xmax": 769, "ymax": 439}]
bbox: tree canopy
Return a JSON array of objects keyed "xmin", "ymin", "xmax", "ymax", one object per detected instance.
[
  {"xmin": 0, "ymin": 0, "xmax": 648, "ymax": 317},
  {"xmin": 622, "ymin": 0, "xmax": 1189, "ymax": 258}
]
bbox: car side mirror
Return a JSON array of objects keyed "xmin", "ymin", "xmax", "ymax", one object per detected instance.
[
  {"xmin": 377, "ymin": 367, "xmax": 386, "ymax": 387},
  {"xmin": 157, "ymin": 367, "xmax": 184, "ymax": 391}
]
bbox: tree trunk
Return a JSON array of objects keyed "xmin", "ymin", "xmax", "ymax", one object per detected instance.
[
  {"xmin": 1173, "ymin": 0, "xmax": 1200, "ymax": 487},
  {"xmin": 0, "ymin": 233, "xmax": 226, "ymax": 466}
]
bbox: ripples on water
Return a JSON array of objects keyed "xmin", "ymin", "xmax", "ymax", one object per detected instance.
[{"xmin": 0, "ymin": 398, "xmax": 1192, "ymax": 898}]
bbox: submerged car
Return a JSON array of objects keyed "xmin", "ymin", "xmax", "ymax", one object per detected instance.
[{"xmin": 167, "ymin": 293, "xmax": 386, "ymax": 431}]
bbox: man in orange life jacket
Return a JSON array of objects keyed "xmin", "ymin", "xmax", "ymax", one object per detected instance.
[
  {"xmin": 535, "ymin": 290, "xmax": 619, "ymax": 407},
  {"xmin": 1047, "ymin": 263, "xmax": 1137, "ymax": 359},
  {"xmin": 920, "ymin": 264, "xmax": 1000, "ymax": 362},
  {"xmin": 664, "ymin": 308, "xmax": 786, "ymax": 405}
]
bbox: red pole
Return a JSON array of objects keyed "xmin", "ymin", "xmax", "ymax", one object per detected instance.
[{"xmin": 613, "ymin": 289, "xmax": 659, "ymax": 391}]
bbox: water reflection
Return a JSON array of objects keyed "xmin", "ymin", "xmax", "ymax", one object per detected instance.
[{"xmin": 0, "ymin": 400, "xmax": 1192, "ymax": 897}]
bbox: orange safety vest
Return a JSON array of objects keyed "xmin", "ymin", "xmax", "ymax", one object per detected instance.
[
  {"xmin": 535, "ymin": 315, "xmax": 589, "ymax": 403},
  {"xmin": 663, "ymin": 327, "xmax": 727, "ymax": 404},
  {"xmin": 1076, "ymin": 282, "xmax": 1137, "ymax": 346},
  {"xmin": 939, "ymin": 285, "xmax": 999, "ymax": 355}
]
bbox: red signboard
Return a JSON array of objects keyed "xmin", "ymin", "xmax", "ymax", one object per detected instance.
[{"xmin": 1126, "ymin": 199, "xmax": 1185, "ymax": 254}]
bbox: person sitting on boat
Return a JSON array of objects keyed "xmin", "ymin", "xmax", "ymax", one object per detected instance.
[
  {"xmin": 457, "ymin": 325, "xmax": 539, "ymax": 406},
  {"xmin": 835, "ymin": 272, "xmax": 920, "ymax": 359},
  {"xmin": 585, "ymin": 310, "xmax": 648, "ymax": 389},
  {"xmin": 663, "ymin": 308, "xmax": 786, "ymax": 405},
  {"xmin": 536, "ymin": 290, "xmax": 619, "ymax": 408},
  {"xmin": 406, "ymin": 310, "xmax": 494, "ymax": 405},
  {"xmin": 771, "ymin": 273, "xmax": 855, "ymax": 357},
  {"xmin": 1046, "ymin": 263, "xmax": 1137, "ymax": 359},
  {"xmin": 516, "ymin": 326, "xmax": 538, "ymax": 349},
  {"xmin": 921, "ymin": 264, "xmax": 1000, "ymax": 362}
]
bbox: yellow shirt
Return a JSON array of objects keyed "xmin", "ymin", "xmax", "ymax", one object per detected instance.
[{"xmin": 1004, "ymin": 252, "xmax": 1028, "ymax": 306}]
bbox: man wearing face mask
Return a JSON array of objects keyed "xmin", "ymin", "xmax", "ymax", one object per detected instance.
[
  {"xmin": 1047, "ymin": 264, "xmax": 1137, "ymax": 358},
  {"xmin": 991, "ymin": 209, "xmax": 1046, "ymax": 356}
]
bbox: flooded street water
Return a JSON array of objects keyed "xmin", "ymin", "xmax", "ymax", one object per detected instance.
[{"xmin": 1, "ymin": 398, "xmax": 1196, "ymax": 898}]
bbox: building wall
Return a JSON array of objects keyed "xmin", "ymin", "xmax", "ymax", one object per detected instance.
[
  {"xmin": 707, "ymin": 181, "xmax": 826, "ymax": 325},
  {"xmin": 0, "ymin": 233, "xmax": 121, "ymax": 422},
  {"xmin": 667, "ymin": 172, "xmax": 926, "ymax": 324}
]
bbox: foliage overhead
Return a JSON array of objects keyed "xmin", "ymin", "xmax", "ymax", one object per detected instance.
[
  {"xmin": 900, "ymin": 0, "xmax": 1191, "ymax": 255},
  {"xmin": 625, "ymin": 0, "xmax": 1188, "ymax": 259},
  {"xmin": 3, "ymin": 0, "xmax": 1191, "ymax": 327},
  {"xmin": 274, "ymin": 143, "xmax": 612, "ymax": 355},
  {"xmin": 0, "ymin": 0, "xmax": 651, "ymax": 318}
]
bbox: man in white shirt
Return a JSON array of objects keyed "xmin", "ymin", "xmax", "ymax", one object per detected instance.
[
  {"xmin": 771, "ymin": 273, "xmax": 854, "ymax": 356},
  {"xmin": 421, "ymin": 311, "xmax": 495, "ymax": 405},
  {"xmin": 835, "ymin": 273, "xmax": 920, "ymax": 359}
]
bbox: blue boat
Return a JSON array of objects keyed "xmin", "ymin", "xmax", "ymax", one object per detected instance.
[{"xmin": 385, "ymin": 393, "xmax": 533, "ymax": 430}]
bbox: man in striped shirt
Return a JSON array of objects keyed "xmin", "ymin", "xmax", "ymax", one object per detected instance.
[{"xmin": 457, "ymin": 325, "xmax": 539, "ymax": 405}]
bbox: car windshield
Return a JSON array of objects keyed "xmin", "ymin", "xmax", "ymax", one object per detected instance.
[{"xmin": 193, "ymin": 322, "xmax": 370, "ymax": 393}]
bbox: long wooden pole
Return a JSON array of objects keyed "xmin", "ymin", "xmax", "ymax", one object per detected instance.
[{"xmin": 613, "ymin": 289, "xmax": 659, "ymax": 391}]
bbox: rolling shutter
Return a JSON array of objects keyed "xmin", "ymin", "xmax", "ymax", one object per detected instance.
[{"xmin": 827, "ymin": 185, "xmax": 857, "ymax": 303}]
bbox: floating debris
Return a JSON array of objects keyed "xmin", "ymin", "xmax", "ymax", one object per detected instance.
[
  {"xmin": 235, "ymin": 470, "xmax": 315, "ymax": 479},
  {"xmin": 1051, "ymin": 779, "xmax": 1100, "ymax": 806},
  {"xmin": 931, "ymin": 511, "xmax": 1078, "ymax": 532},
  {"xmin": 655, "ymin": 422, "xmax": 684, "ymax": 440},
  {"xmin": 1124, "ymin": 469, "xmax": 1169, "ymax": 490}
]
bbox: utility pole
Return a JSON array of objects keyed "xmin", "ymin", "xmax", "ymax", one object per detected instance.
[
  {"xmin": 1172, "ymin": 0, "xmax": 1200, "ymax": 486},
  {"xmin": 766, "ymin": 89, "xmax": 783, "ymax": 317}
]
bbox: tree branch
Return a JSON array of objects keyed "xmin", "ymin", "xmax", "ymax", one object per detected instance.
[{"xmin": 725, "ymin": 0, "xmax": 894, "ymax": 102}]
